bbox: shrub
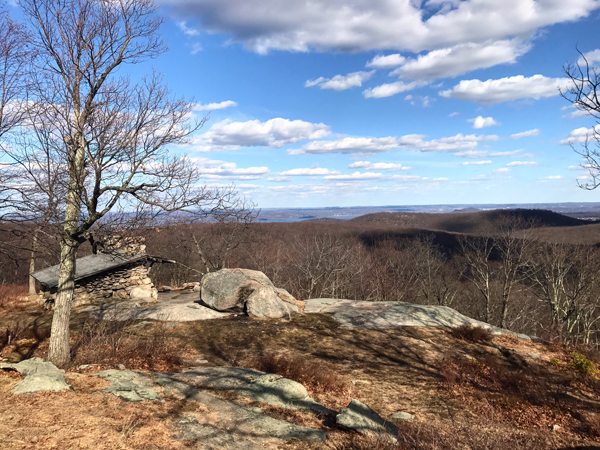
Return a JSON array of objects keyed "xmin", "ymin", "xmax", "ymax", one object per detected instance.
[
  {"xmin": 238, "ymin": 352, "xmax": 350, "ymax": 396},
  {"xmin": 549, "ymin": 358, "xmax": 561, "ymax": 366},
  {"xmin": 450, "ymin": 324, "xmax": 494, "ymax": 343},
  {"xmin": 70, "ymin": 319, "xmax": 183, "ymax": 372},
  {"xmin": 569, "ymin": 352, "xmax": 599, "ymax": 377},
  {"xmin": 0, "ymin": 284, "xmax": 29, "ymax": 309}
]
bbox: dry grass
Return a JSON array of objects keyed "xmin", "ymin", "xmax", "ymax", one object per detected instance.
[
  {"xmin": 0, "ymin": 283, "xmax": 29, "ymax": 310},
  {"xmin": 238, "ymin": 351, "xmax": 351, "ymax": 397},
  {"xmin": 449, "ymin": 324, "xmax": 493, "ymax": 343},
  {"xmin": 70, "ymin": 319, "xmax": 185, "ymax": 372}
]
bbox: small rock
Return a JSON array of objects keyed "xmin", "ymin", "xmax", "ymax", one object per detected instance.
[
  {"xmin": 115, "ymin": 364, "xmax": 126, "ymax": 370},
  {"xmin": 392, "ymin": 411, "xmax": 415, "ymax": 420},
  {"xmin": 77, "ymin": 364, "xmax": 97, "ymax": 371},
  {"xmin": 552, "ymin": 424, "xmax": 561, "ymax": 432},
  {"xmin": 527, "ymin": 352, "xmax": 540, "ymax": 360},
  {"xmin": 336, "ymin": 399, "xmax": 398, "ymax": 436}
]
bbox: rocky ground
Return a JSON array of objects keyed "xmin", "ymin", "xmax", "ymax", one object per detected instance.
[{"xmin": 2, "ymin": 292, "xmax": 600, "ymax": 449}]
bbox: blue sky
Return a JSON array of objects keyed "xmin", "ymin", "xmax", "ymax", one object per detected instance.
[{"xmin": 12, "ymin": 0, "xmax": 600, "ymax": 208}]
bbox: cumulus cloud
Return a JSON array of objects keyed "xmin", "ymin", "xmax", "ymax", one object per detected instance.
[
  {"xmin": 390, "ymin": 40, "xmax": 530, "ymax": 80},
  {"xmin": 348, "ymin": 161, "xmax": 410, "ymax": 170},
  {"xmin": 305, "ymin": 71, "xmax": 374, "ymax": 90},
  {"xmin": 455, "ymin": 150, "xmax": 522, "ymax": 158},
  {"xmin": 288, "ymin": 133, "xmax": 498, "ymax": 155},
  {"xmin": 366, "ymin": 54, "xmax": 406, "ymax": 69},
  {"xmin": 468, "ymin": 116, "xmax": 500, "ymax": 129},
  {"xmin": 560, "ymin": 125, "xmax": 600, "ymax": 144},
  {"xmin": 162, "ymin": 0, "xmax": 600, "ymax": 54},
  {"xmin": 324, "ymin": 171, "xmax": 384, "ymax": 180},
  {"xmin": 578, "ymin": 49, "xmax": 600, "ymax": 66},
  {"xmin": 462, "ymin": 160, "xmax": 492, "ymax": 165},
  {"xmin": 506, "ymin": 161, "xmax": 538, "ymax": 166},
  {"xmin": 190, "ymin": 158, "xmax": 269, "ymax": 179},
  {"xmin": 177, "ymin": 21, "xmax": 200, "ymax": 36},
  {"xmin": 187, "ymin": 118, "xmax": 331, "ymax": 151},
  {"xmin": 363, "ymin": 80, "xmax": 428, "ymax": 98},
  {"xmin": 511, "ymin": 129, "xmax": 540, "ymax": 139},
  {"xmin": 193, "ymin": 100, "xmax": 238, "ymax": 111},
  {"xmin": 280, "ymin": 168, "xmax": 340, "ymax": 176},
  {"xmin": 440, "ymin": 75, "xmax": 571, "ymax": 104}
]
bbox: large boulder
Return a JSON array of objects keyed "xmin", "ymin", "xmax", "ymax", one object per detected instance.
[{"xmin": 200, "ymin": 269, "xmax": 298, "ymax": 319}]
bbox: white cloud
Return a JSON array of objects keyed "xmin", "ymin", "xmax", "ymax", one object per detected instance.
[
  {"xmin": 177, "ymin": 21, "xmax": 200, "ymax": 36},
  {"xmin": 288, "ymin": 136, "xmax": 401, "ymax": 155},
  {"xmin": 506, "ymin": 161, "xmax": 538, "ymax": 166},
  {"xmin": 363, "ymin": 80, "xmax": 428, "ymax": 98},
  {"xmin": 578, "ymin": 49, "xmax": 600, "ymax": 66},
  {"xmin": 190, "ymin": 158, "xmax": 269, "ymax": 179},
  {"xmin": 324, "ymin": 171, "xmax": 384, "ymax": 180},
  {"xmin": 366, "ymin": 54, "xmax": 406, "ymax": 69},
  {"xmin": 289, "ymin": 133, "xmax": 498, "ymax": 155},
  {"xmin": 280, "ymin": 168, "xmax": 340, "ymax": 176},
  {"xmin": 511, "ymin": 129, "xmax": 540, "ymax": 139},
  {"xmin": 305, "ymin": 71, "xmax": 374, "ymax": 90},
  {"xmin": 190, "ymin": 43, "xmax": 203, "ymax": 55},
  {"xmin": 163, "ymin": 0, "xmax": 600, "ymax": 54},
  {"xmin": 440, "ymin": 75, "xmax": 572, "ymax": 104},
  {"xmin": 267, "ymin": 176, "xmax": 292, "ymax": 182},
  {"xmin": 468, "ymin": 116, "xmax": 500, "ymax": 129},
  {"xmin": 448, "ymin": 112, "xmax": 459, "ymax": 117},
  {"xmin": 188, "ymin": 118, "xmax": 331, "ymax": 151},
  {"xmin": 390, "ymin": 40, "xmax": 530, "ymax": 80},
  {"xmin": 348, "ymin": 161, "xmax": 410, "ymax": 170},
  {"xmin": 455, "ymin": 150, "xmax": 522, "ymax": 158},
  {"xmin": 193, "ymin": 100, "xmax": 238, "ymax": 111},
  {"xmin": 462, "ymin": 160, "xmax": 492, "ymax": 165},
  {"xmin": 495, "ymin": 168, "xmax": 510, "ymax": 173},
  {"xmin": 560, "ymin": 125, "xmax": 600, "ymax": 145},
  {"xmin": 539, "ymin": 175, "xmax": 563, "ymax": 180}
]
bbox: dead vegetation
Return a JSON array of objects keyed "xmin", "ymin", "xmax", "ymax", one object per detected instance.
[{"xmin": 238, "ymin": 351, "xmax": 351, "ymax": 397}]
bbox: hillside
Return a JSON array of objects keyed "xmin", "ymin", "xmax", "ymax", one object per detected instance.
[{"xmin": 350, "ymin": 209, "xmax": 587, "ymax": 235}]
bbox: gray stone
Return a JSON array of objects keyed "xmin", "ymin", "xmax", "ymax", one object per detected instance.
[
  {"xmin": 200, "ymin": 269, "xmax": 274, "ymax": 311},
  {"xmin": 176, "ymin": 366, "xmax": 336, "ymax": 416},
  {"xmin": 304, "ymin": 299, "xmax": 536, "ymax": 340},
  {"xmin": 527, "ymin": 352, "xmax": 540, "ymax": 360},
  {"xmin": 96, "ymin": 369, "xmax": 161, "ymax": 402},
  {"xmin": 175, "ymin": 416, "xmax": 264, "ymax": 450},
  {"xmin": 154, "ymin": 374, "xmax": 326, "ymax": 443},
  {"xmin": 0, "ymin": 357, "xmax": 70, "ymax": 394},
  {"xmin": 336, "ymin": 399, "xmax": 398, "ymax": 436},
  {"xmin": 115, "ymin": 364, "xmax": 126, "ymax": 370},
  {"xmin": 391, "ymin": 411, "xmax": 415, "ymax": 420},
  {"xmin": 246, "ymin": 286, "xmax": 291, "ymax": 319}
]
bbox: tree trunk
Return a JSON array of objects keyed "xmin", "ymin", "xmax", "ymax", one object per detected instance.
[
  {"xmin": 28, "ymin": 230, "xmax": 39, "ymax": 295},
  {"xmin": 48, "ymin": 135, "xmax": 85, "ymax": 368},
  {"xmin": 48, "ymin": 235, "xmax": 79, "ymax": 368}
]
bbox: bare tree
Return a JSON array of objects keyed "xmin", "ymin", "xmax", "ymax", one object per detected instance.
[
  {"xmin": 458, "ymin": 235, "xmax": 495, "ymax": 323},
  {"xmin": 0, "ymin": 10, "xmax": 29, "ymax": 140},
  {"xmin": 179, "ymin": 199, "xmax": 258, "ymax": 274},
  {"xmin": 5, "ymin": 0, "xmax": 237, "ymax": 367},
  {"xmin": 562, "ymin": 50, "xmax": 600, "ymax": 188}
]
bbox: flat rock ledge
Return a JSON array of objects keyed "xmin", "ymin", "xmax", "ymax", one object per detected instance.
[
  {"xmin": 96, "ymin": 369, "xmax": 162, "ymax": 402},
  {"xmin": 0, "ymin": 357, "xmax": 71, "ymax": 394},
  {"xmin": 176, "ymin": 366, "xmax": 336, "ymax": 416},
  {"xmin": 304, "ymin": 298, "xmax": 534, "ymax": 340}
]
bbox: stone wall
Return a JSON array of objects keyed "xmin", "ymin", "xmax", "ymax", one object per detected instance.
[{"xmin": 43, "ymin": 262, "xmax": 158, "ymax": 307}]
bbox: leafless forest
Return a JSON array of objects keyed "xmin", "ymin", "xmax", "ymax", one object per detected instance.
[{"xmin": 3, "ymin": 208, "xmax": 600, "ymax": 346}]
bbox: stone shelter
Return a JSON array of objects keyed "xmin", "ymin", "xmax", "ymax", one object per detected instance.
[{"xmin": 31, "ymin": 252, "xmax": 174, "ymax": 307}]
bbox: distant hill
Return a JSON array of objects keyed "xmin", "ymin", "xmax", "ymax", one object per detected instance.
[{"xmin": 350, "ymin": 209, "xmax": 587, "ymax": 235}]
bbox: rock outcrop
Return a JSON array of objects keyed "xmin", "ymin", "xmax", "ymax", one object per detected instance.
[
  {"xmin": 200, "ymin": 269, "xmax": 302, "ymax": 319},
  {"xmin": 0, "ymin": 358, "xmax": 71, "ymax": 394}
]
